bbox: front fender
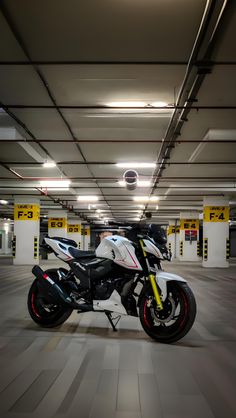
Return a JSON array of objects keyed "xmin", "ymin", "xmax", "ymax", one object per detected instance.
[{"xmin": 156, "ymin": 271, "xmax": 187, "ymax": 301}]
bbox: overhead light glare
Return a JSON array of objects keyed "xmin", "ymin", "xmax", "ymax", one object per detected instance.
[
  {"xmin": 133, "ymin": 196, "xmax": 149, "ymax": 202},
  {"xmin": 156, "ymin": 205, "xmax": 159, "ymax": 210},
  {"xmin": 150, "ymin": 196, "xmax": 159, "ymax": 202},
  {"xmin": 151, "ymin": 101, "xmax": 168, "ymax": 108},
  {"xmin": 77, "ymin": 195, "xmax": 99, "ymax": 202},
  {"xmin": 0, "ymin": 199, "xmax": 8, "ymax": 205},
  {"xmin": 138, "ymin": 180, "xmax": 151, "ymax": 187},
  {"xmin": 40, "ymin": 180, "xmax": 70, "ymax": 189},
  {"xmin": 118, "ymin": 180, "xmax": 151, "ymax": 187},
  {"xmin": 107, "ymin": 101, "xmax": 146, "ymax": 108},
  {"xmin": 43, "ymin": 161, "xmax": 56, "ymax": 168},
  {"xmin": 88, "ymin": 204, "xmax": 97, "ymax": 210},
  {"xmin": 116, "ymin": 162, "xmax": 156, "ymax": 168},
  {"xmin": 133, "ymin": 196, "xmax": 159, "ymax": 202}
]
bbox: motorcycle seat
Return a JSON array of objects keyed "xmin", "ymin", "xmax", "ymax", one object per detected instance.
[{"xmin": 69, "ymin": 246, "xmax": 95, "ymax": 259}]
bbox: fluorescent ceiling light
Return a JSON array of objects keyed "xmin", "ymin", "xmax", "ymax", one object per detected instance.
[
  {"xmin": 138, "ymin": 180, "xmax": 151, "ymax": 187},
  {"xmin": 133, "ymin": 196, "xmax": 159, "ymax": 202},
  {"xmin": 151, "ymin": 101, "xmax": 168, "ymax": 107},
  {"xmin": 107, "ymin": 101, "xmax": 146, "ymax": 107},
  {"xmin": 77, "ymin": 195, "xmax": 99, "ymax": 202},
  {"xmin": 96, "ymin": 209, "xmax": 102, "ymax": 213},
  {"xmin": 116, "ymin": 162, "xmax": 156, "ymax": 168},
  {"xmin": 88, "ymin": 204, "xmax": 97, "ymax": 210},
  {"xmin": 43, "ymin": 161, "xmax": 57, "ymax": 168},
  {"xmin": 40, "ymin": 180, "xmax": 71, "ymax": 189},
  {"xmin": 156, "ymin": 205, "xmax": 159, "ymax": 210},
  {"xmin": 0, "ymin": 199, "xmax": 8, "ymax": 205},
  {"xmin": 118, "ymin": 180, "xmax": 151, "ymax": 187}
]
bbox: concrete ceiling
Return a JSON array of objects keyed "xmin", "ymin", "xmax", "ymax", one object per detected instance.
[{"xmin": 0, "ymin": 0, "xmax": 236, "ymax": 224}]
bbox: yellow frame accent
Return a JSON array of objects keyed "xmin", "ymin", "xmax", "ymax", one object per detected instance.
[
  {"xmin": 149, "ymin": 274, "xmax": 163, "ymax": 310},
  {"xmin": 139, "ymin": 239, "xmax": 147, "ymax": 256}
]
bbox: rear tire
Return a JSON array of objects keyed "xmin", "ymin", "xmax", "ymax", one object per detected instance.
[
  {"xmin": 28, "ymin": 276, "xmax": 73, "ymax": 328},
  {"xmin": 139, "ymin": 281, "xmax": 196, "ymax": 343}
]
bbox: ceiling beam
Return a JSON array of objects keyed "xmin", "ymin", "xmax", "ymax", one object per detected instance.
[
  {"xmin": 2, "ymin": 105, "xmax": 236, "ymax": 110},
  {"xmin": 1, "ymin": 160, "xmax": 235, "ymax": 165},
  {"xmin": 0, "ymin": 60, "xmax": 235, "ymax": 65},
  {"xmin": 0, "ymin": 139, "xmax": 236, "ymax": 143}
]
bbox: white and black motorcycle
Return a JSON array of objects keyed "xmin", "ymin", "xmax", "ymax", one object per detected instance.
[{"xmin": 28, "ymin": 226, "xmax": 196, "ymax": 343}]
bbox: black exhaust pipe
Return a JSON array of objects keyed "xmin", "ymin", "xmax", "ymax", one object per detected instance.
[
  {"xmin": 32, "ymin": 266, "xmax": 93, "ymax": 311},
  {"xmin": 32, "ymin": 266, "xmax": 74, "ymax": 306}
]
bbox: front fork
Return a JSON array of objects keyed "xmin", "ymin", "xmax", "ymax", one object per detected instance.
[
  {"xmin": 149, "ymin": 274, "xmax": 163, "ymax": 311},
  {"xmin": 139, "ymin": 239, "xmax": 164, "ymax": 311}
]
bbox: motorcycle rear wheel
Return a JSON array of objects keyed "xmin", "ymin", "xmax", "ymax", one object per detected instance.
[
  {"xmin": 139, "ymin": 281, "xmax": 196, "ymax": 343},
  {"xmin": 28, "ymin": 277, "xmax": 73, "ymax": 328}
]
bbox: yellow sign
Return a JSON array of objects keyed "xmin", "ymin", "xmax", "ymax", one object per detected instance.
[
  {"xmin": 176, "ymin": 226, "xmax": 180, "ymax": 233},
  {"xmin": 180, "ymin": 219, "xmax": 199, "ymax": 230},
  {"xmin": 167, "ymin": 226, "xmax": 176, "ymax": 235},
  {"xmin": 48, "ymin": 218, "xmax": 66, "ymax": 228},
  {"xmin": 204, "ymin": 206, "xmax": 229, "ymax": 222},
  {"xmin": 67, "ymin": 224, "xmax": 81, "ymax": 233},
  {"xmin": 14, "ymin": 204, "xmax": 40, "ymax": 221}
]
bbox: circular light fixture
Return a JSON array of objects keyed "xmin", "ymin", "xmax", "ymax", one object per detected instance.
[{"xmin": 123, "ymin": 169, "xmax": 138, "ymax": 191}]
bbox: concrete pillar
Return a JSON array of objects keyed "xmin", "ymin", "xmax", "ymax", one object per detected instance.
[
  {"xmin": 179, "ymin": 212, "xmax": 200, "ymax": 262},
  {"xmin": 167, "ymin": 221, "xmax": 176, "ymax": 257},
  {"xmin": 203, "ymin": 197, "xmax": 229, "ymax": 268},
  {"xmin": 48, "ymin": 210, "xmax": 67, "ymax": 259},
  {"xmin": 82, "ymin": 225, "xmax": 91, "ymax": 250},
  {"xmin": 67, "ymin": 219, "xmax": 82, "ymax": 249},
  {"xmin": 0, "ymin": 220, "xmax": 13, "ymax": 255},
  {"xmin": 13, "ymin": 197, "xmax": 40, "ymax": 265}
]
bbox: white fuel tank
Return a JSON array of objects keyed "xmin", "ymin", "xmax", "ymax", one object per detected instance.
[{"xmin": 96, "ymin": 235, "xmax": 142, "ymax": 271}]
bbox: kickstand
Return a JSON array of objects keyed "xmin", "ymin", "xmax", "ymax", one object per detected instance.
[{"xmin": 105, "ymin": 311, "xmax": 121, "ymax": 332}]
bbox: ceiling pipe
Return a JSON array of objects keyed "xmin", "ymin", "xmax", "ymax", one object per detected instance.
[{"xmin": 148, "ymin": 0, "xmax": 230, "ymax": 204}]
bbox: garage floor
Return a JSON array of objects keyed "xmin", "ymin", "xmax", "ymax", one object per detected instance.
[{"xmin": 0, "ymin": 259, "xmax": 235, "ymax": 418}]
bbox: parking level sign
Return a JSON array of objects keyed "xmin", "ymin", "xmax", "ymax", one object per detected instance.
[
  {"xmin": 204, "ymin": 206, "xmax": 229, "ymax": 222},
  {"xmin": 48, "ymin": 218, "xmax": 66, "ymax": 228},
  {"xmin": 14, "ymin": 204, "xmax": 40, "ymax": 221}
]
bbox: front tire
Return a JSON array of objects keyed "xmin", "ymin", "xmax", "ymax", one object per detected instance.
[
  {"xmin": 28, "ymin": 277, "xmax": 73, "ymax": 328},
  {"xmin": 139, "ymin": 281, "xmax": 196, "ymax": 343}
]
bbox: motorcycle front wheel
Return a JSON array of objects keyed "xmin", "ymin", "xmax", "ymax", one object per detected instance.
[
  {"xmin": 28, "ymin": 278, "xmax": 73, "ymax": 328},
  {"xmin": 139, "ymin": 281, "xmax": 196, "ymax": 343}
]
